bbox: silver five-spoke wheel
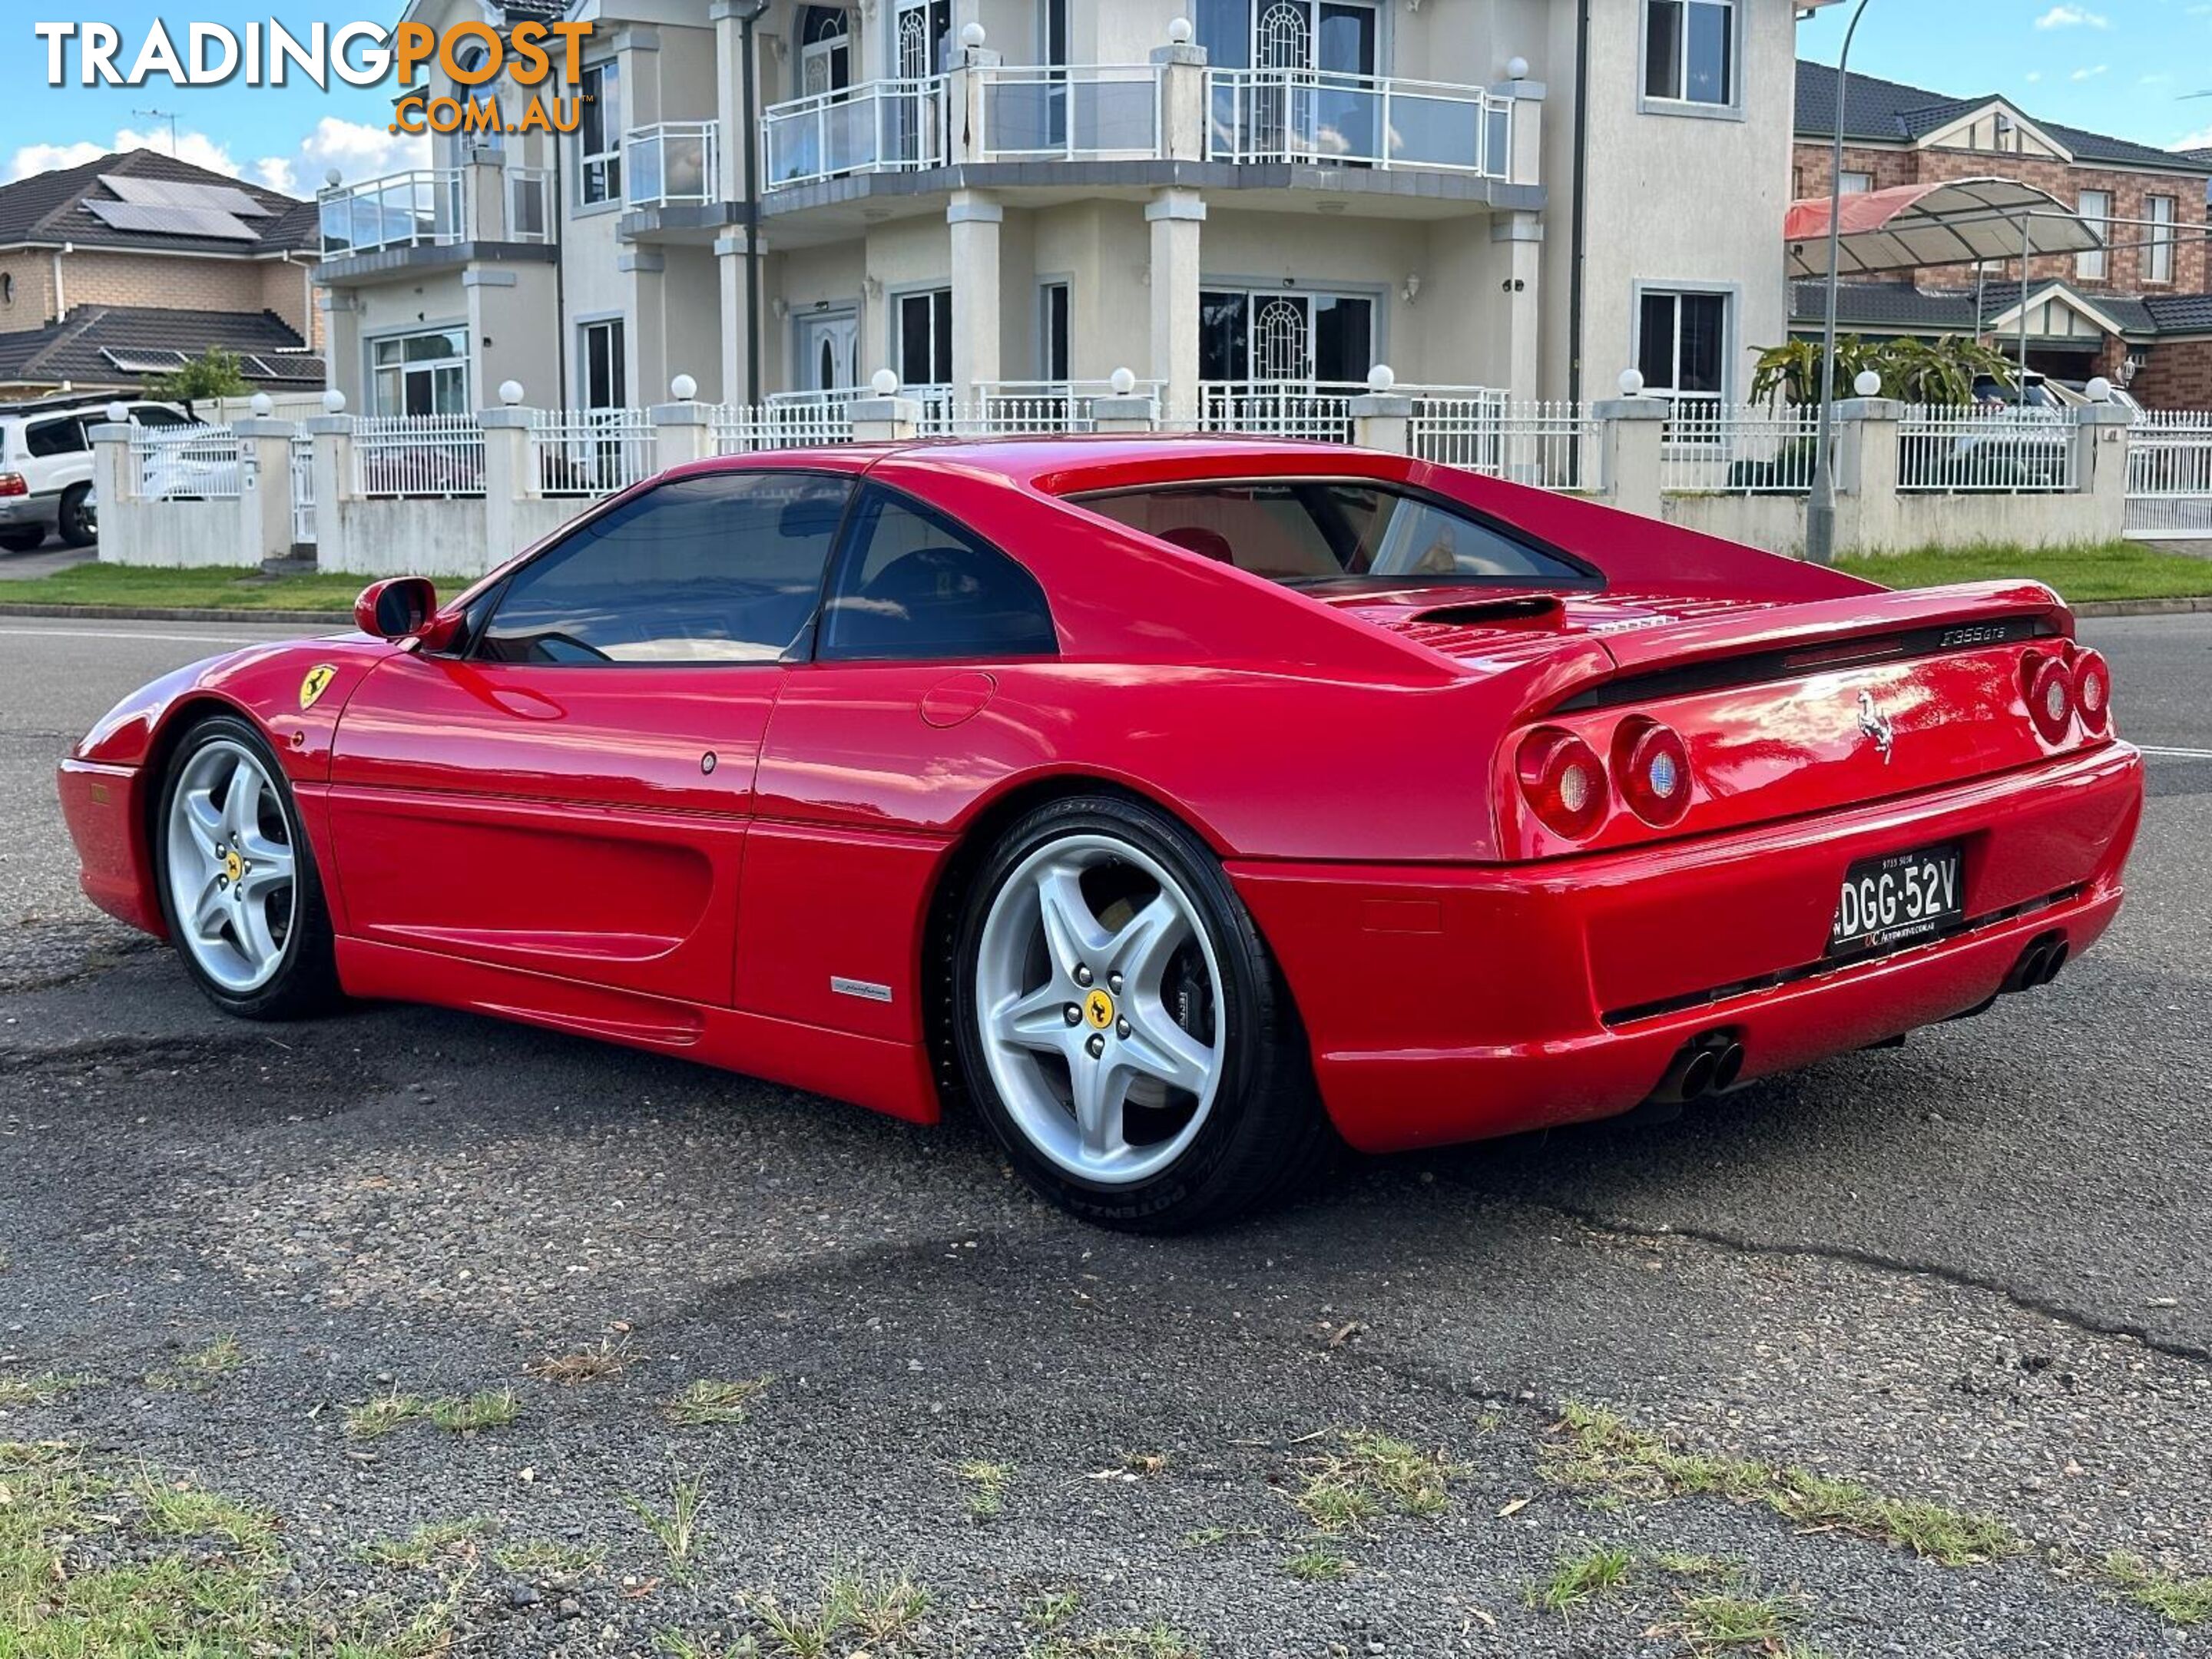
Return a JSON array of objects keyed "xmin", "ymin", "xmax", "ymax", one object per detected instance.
[
  {"xmin": 163, "ymin": 737, "xmax": 298, "ymax": 995},
  {"xmin": 975, "ymin": 833, "xmax": 1225, "ymax": 1187}
]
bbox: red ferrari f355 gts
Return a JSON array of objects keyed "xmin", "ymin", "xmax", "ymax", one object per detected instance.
[{"xmin": 61, "ymin": 437, "xmax": 2142, "ymax": 1228}]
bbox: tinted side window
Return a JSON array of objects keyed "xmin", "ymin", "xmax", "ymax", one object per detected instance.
[
  {"xmin": 25, "ymin": 418, "xmax": 87, "ymax": 459},
  {"xmin": 130, "ymin": 406, "xmax": 190, "ymax": 429},
  {"xmin": 817, "ymin": 484, "xmax": 1057, "ymax": 661},
  {"xmin": 1081, "ymin": 481, "xmax": 1588, "ymax": 583},
  {"xmin": 477, "ymin": 472, "xmax": 850, "ymax": 665}
]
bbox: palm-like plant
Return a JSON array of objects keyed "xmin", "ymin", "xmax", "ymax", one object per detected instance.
[{"xmin": 1749, "ymin": 335, "xmax": 2015, "ymax": 409}]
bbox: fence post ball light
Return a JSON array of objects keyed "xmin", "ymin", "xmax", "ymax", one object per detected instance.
[
  {"xmin": 499, "ymin": 380, "xmax": 525, "ymax": 406},
  {"xmin": 872, "ymin": 369, "xmax": 900, "ymax": 396},
  {"xmin": 671, "ymin": 374, "xmax": 698, "ymax": 402},
  {"xmin": 1854, "ymin": 370, "xmax": 1882, "ymax": 398},
  {"xmin": 321, "ymin": 389, "xmax": 346, "ymax": 415},
  {"xmin": 1618, "ymin": 369, "xmax": 1645, "ymax": 397}
]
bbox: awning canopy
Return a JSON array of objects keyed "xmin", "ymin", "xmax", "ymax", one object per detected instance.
[{"xmin": 1785, "ymin": 177, "xmax": 2102, "ymax": 279}]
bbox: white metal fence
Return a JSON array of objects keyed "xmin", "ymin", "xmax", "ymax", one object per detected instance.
[
  {"xmin": 1196, "ymin": 381, "xmax": 1365, "ymax": 439},
  {"xmin": 132, "ymin": 424, "xmax": 243, "ymax": 502},
  {"xmin": 289, "ymin": 432, "xmax": 316, "ymax": 547},
  {"xmin": 1660, "ymin": 403, "xmax": 1825, "ymax": 496},
  {"xmin": 530, "ymin": 408, "xmax": 656, "ymax": 497},
  {"xmin": 627, "ymin": 121, "xmax": 720, "ymax": 209},
  {"xmin": 1897, "ymin": 405, "xmax": 2075, "ymax": 495},
  {"xmin": 1410, "ymin": 398, "xmax": 1597, "ymax": 492},
  {"xmin": 353, "ymin": 414, "xmax": 487, "ymax": 498},
  {"xmin": 710, "ymin": 401, "xmax": 856, "ymax": 454},
  {"xmin": 2125, "ymin": 410, "xmax": 2212, "ymax": 540}
]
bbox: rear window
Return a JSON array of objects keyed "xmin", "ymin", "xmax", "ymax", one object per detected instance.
[
  {"xmin": 1077, "ymin": 479, "xmax": 1594, "ymax": 586},
  {"xmin": 24, "ymin": 417, "xmax": 86, "ymax": 459}
]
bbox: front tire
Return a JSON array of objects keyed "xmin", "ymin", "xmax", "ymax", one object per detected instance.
[
  {"xmin": 152, "ymin": 714, "xmax": 340, "ymax": 1020},
  {"xmin": 951, "ymin": 794, "xmax": 1333, "ymax": 1231},
  {"xmin": 57, "ymin": 485, "xmax": 94, "ymax": 548}
]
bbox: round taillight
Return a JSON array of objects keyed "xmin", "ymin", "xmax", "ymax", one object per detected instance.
[
  {"xmin": 1611, "ymin": 717, "xmax": 1693, "ymax": 826},
  {"xmin": 2024, "ymin": 654, "xmax": 2073, "ymax": 743},
  {"xmin": 2071, "ymin": 648, "xmax": 2111, "ymax": 734},
  {"xmin": 1518, "ymin": 728, "xmax": 1609, "ymax": 840}
]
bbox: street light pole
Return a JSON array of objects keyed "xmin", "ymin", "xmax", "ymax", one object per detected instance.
[{"xmin": 1804, "ymin": 0, "xmax": 1873, "ymax": 568}]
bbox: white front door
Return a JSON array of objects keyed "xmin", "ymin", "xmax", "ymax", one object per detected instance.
[{"xmin": 796, "ymin": 310, "xmax": 859, "ymax": 393}]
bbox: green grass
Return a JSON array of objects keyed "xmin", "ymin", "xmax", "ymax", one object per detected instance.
[
  {"xmin": 1543, "ymin": 1404, "xmax": 2025, "ymax": 1567},
  {"xmin": 743, "ymin": 1564, "xmax": 932, "ymax": 1657},
  {"xmin": 492, "ymin": 1537, "xmax": 604, "ymax": 1576},
  {"xmin": 2104, "ymin": 1552, "xmax": 2212, "ymax": 1624},
  {"xmin": 1291, "ymin": 1429, "xmax": 1459, "ymax": 1535},
  {"xmin": 1282, "ymin": 1547, "xmax": 1355, "ymax": 1582},
  {"xmin": 0, "ymin": 1373, "xmax": 97, "ymax": 1408},
  {"xmin": 1532, "ymin": 1543, "xmax": 1634, "ymax": 1611},
  {"xmin": 0, "ymin": 561, "xmax": 366, "ymax": 613},
  {"xmin": 664, "ymin": 1376, "xmax": 770, "ymax": 1427},
  {"xmin": 144, "ymin": 1334, "xmax": 246, "ymax": 1393},
  {"xmin": 1837, "ymin": 540, "xmax": 2212, "ymax": 604},
  {"xmin": 1668, "ymin": 1590, "xmax": 1811, "ymax": 1653},
  {"xmin": 957, "ymin": 1458, "xmax": 1012, "ymax": 1521},
  {"xmin": 624, "ymin": 1470, "xmax": 710, "ymax": 1571},
  {"xmin": 354, "ymin": 1517, "xmax": 493, "ymax": 1569}
]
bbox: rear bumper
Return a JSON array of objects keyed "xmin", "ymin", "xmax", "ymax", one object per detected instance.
[
  {"xmin": 58, "ymin": 758, "xmax": 164, "ymax": 936},
  {"xmin": 0, "ymin": 493, "xmax": 59, "ymax": 529},
  {"xmin": 1230, "ymin": 742, "xmax": 2143, "ymax": 1154}
]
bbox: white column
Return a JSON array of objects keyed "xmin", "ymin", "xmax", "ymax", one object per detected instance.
[
  {"xmin": 319, "ymin": 292, "xmax": 363, "ymax": 410},
  {"xmin": 1152, "ymin": 39, "xmax": 1207, "ymax": 161},
  {"xmin": 716, "ymin": 233, "xmax": 753, "ymax": 407},
  {"xmin": 1834, "ymin": 396, "xmax": 1902, "ymax": 556},
  {"xmin": 710, "ymin": 0, "xmax": 750, "ymax": 212},
  {"xmin": 1594, "ymin": 396, "xmax": 1667, "ymax": 521},
  {"xmin": 233, "ymin": 419, "xmax": 296, "ymax": 566},
  {"xmin": 1489, "ymin": 213, "xmax": 1543, "ymax": 405},
  {"xmin": 306, "ymin": 414, "xmax": 354, "ymax": 574},
  {"xmin": 1146, "ymin": 188, "xmax": 1205, "ymax": 425},
  {"xmin": 948, "ymin": 190, "xmax": 1003, "ymax": 400},
  {"xmin": 653, "ymin": 399, "xmax": 716, "ymax": 472},
  {"xmin": 478, "ymin": 406, "xmax": 535, "ymax": 563},
  {"xmin": 88, "ymin": 423, "xmax": 131, "ymax": 565},
  {"xmin": 2075, "ymin": 402, "xmax": 2134, "ymax": 541},
  {"xmin": 623, "ymin": 249, "xmax": 670, "ymax": 410},
  {"xmin": 1348, "ymin": 392, "xmax": 1413, "ymax": 455},
  {"xmin": 850, "ymin": 394, "xmax": 922, "ymax": 442}
]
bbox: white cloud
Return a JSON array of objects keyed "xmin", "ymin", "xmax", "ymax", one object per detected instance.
[
  {"xmin": 2035, "ymin": 5, "xmax": 2111, "ymax": 26},
  {"xmin": 2024, "ymin": 70, "xmax": 2045, "ymax": 82},
  {"xmin": 11, "ymin": 125, "xmax": 241, "ymax": 182},
  {"xmin": 2178, "ymin": 126, "xmax": 2212, "ymax": 150},
  {"xmin": 253, "ymin": 118, "xmax": 430, "ymax": 197},
  {"xmin": 8, "ymin": 117, "xmax": 429, "ymax": 199},
  {"xmin": 2070, "ymin": 63, "xmax": 2109, "ymax": 79}
]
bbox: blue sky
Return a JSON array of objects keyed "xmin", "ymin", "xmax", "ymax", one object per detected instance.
[
  {"xmin": 1, "ymin": 4, "xmax": 422, "ymax": 192},
  {"xmin": 1798, "ymin": 0, "xmax": 2212, "ymax": 152},
  {"xmin": 0, "ymin": 2, "xmax": 2207, "ymax": 196}
]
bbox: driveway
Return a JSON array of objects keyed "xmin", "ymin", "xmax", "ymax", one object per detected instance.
[{"xmin": 1, "ymin": 614, "xmax": 2206, "ymax": 1657}]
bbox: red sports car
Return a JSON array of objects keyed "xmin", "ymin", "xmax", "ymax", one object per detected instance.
[{"xmin": 59, "ymin": 437, "xmax": 2142, "ymax": 1228}]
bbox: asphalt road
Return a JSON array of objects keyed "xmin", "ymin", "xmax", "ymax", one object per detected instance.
[{"xmin": 2, "ymin": 614, "xmax": 2207, "ymax": 1657}]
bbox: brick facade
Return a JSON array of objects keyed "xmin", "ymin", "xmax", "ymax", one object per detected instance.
[
  {"xmin": 0, "ymin": 250, "xmax": 320, "ymax": 350},
  {"xmin": 1792, "ymin": 141, "xmax": 2209, "ymax": 296},
  {"xmin": 2130, "ymin": 337, "xmax": 2212, "ymax": 409}
]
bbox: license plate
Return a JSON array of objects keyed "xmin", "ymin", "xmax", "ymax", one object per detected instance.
[{"xmin": 1830, "ymin": 843, "xmax": 1964, "ymax": 959}]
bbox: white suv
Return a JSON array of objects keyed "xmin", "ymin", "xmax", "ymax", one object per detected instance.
[{"xmin": 0, "ymin": 398, "xmax": 191, "ymax": 552}]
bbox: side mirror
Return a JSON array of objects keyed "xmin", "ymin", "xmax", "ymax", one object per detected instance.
[{"xmin": 354, "ymin": 576, "xmax": 438, "ymax": 640}]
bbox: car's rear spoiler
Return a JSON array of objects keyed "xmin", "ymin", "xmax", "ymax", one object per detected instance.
[{"xmin": 1558, "ymin": 581, "xmax": 2069, "ymax": 712}]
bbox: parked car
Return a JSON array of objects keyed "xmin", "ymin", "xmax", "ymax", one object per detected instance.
[
  {"xmin": 0, "ymin": 396, "xmax": 190, "ymax": 550},
  {"xmin": 58, "ymin": 437, "xmax": 2142, "ymax": 1230}
]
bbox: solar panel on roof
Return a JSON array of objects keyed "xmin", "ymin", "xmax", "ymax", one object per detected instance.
[
  {"xmin": 84, "ymin": 200, "xmax": 261, "ymax": 241},
  {"xmin": 100, "ymin": 348, "xmax": 189, "ymax": 373},
  {"xmin": 100, "ymin": 174, "xmax": 272, "ymax": 217}
]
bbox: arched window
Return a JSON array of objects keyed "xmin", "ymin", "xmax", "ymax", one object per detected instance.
[{"xmin": 797, "ymin": 6, "xmax": 850, "ymax": 96}]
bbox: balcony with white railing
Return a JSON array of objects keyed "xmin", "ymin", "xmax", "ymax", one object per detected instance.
[
  {"xmin": 1206, "ymin": 70, "xmax": 1514, "ymax": 178},
  {"xmin": 319, "ymin": 166, "xmax": 555, "ymax": 258},
  {"xmin": 975, "ymin": 66, "xmax": 1163, "ymax": 162},
  {"xmin": 627, "ymin": 121, "xmax": 722, "ymax": 209},
  {"xmin": 761, "ymin": 78, "xmax": 949, "ymax": 193}
]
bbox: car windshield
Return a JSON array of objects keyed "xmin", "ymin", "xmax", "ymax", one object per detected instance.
[{"xmin": 1075, "ymin": 478, "xmax": 1597, "ymax": 588}]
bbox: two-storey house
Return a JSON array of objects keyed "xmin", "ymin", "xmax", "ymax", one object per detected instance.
[
  {"xmin": 1790, "ymin": 64, "xmax": 2212, "ymax": 408},
  {"xmin": 314, "ymin": 0, "xmax": 1830, "ymax": 420}
]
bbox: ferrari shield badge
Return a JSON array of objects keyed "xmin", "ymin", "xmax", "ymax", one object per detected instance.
[{"xmin": 299, "ymin": 664, "xmax": 338, "ymax": 710}]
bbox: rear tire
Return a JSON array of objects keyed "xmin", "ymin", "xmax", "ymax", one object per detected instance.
[
  {"xmin": 950, "ymin": 793, "xmax": 1334, "ymax": 1231},
  {"xmin": 152, "ymin": 714, "xmax": 341, "ymax": 1021},
  {"xmin": 57, "ymin": 485, "xmax": 94, "ymax": 548}
]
